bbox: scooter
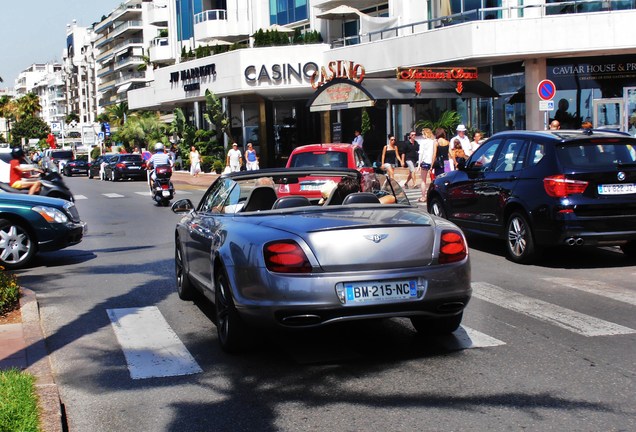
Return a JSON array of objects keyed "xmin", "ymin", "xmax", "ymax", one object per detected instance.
[
  {"xmin": 0, "ymin": 171, "xmax": 75, "ymax": 202},
  {"xmin": 149, "ymin": 164, "xmax": 175, "ymax": 206}
]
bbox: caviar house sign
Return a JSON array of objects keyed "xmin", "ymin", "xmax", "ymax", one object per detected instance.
[
  {"xmin": 396, "ymin": 67, "xmax": 478, "ymax": 95},
  {"xmin": 169, "ymin": 63, "xmax": 217, "ymax": 92}
]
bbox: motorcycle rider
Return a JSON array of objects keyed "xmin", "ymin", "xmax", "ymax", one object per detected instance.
[
  {"xmin": 146, "ymin": 142, "xmax": 173, "ymax": 188},
  {"xmin": 9, "ymin": 147, "xmax": 43, "ymax": 195}
]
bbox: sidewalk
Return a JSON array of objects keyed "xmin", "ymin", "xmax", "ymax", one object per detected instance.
[{"xmin": 0, "ymin": 289, "xmax": 63, "ymax": 432}]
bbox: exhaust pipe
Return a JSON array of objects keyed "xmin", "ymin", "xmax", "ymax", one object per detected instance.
[{"xmin": 565, "ymin": 237, "xmax": 584, "ymax": 246}]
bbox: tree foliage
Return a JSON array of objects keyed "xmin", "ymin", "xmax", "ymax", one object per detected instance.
[
  {"xmin": 203, "ymin": 89, "xmax": 233, "ymax": 144},
  {"xmin": 10, "ymin": 116, "xmax": 50, "ymax": 145},
  {"xmin": 414, "ymin": 110, "xmax": 462, "ymax": 138},
  {"xmin": 111, "ymin": 111, "xmax": 167, "ymax": 151}
]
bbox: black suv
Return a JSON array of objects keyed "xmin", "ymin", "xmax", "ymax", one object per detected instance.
[
  {"xmin": 427, "ymin": 130, "xmax": 636, "ymax": 263},
  {"xmin": 104, "ymin": 154, "xmax": 145, "ymax": 181}
]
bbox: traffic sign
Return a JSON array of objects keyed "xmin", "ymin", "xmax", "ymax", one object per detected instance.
[
  {"xmin": 537, "ymin": 79, "xmax": 556, "ymax": 101},
  {"xmin": 539, "ymin": 100, "xmax": 555, "ymax": 111}
]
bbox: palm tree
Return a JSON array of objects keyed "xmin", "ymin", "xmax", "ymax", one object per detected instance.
[
  {"xmin": 16, "ymin": 92, "xmax": 42, "ymax": 119},
  {"xmin": 105, "ymin": 102, "xmax": 129, "ymax": 127}
]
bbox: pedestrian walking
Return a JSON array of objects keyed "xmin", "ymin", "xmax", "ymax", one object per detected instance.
[
  {"xmin": 451, "ymin": 124, "xmax": 473, "ymax": 157},
  {"xmin": 433, "ymin": 128, "xmax": 451, "ymax": 176},
  {"xmin": 245, "ymin": 142, "xmax": 259, "ymax": 170},
  {"xmin": 226, "ymin": 143, "xmax": 243, "ymax": 172},
  {"xmin": 416, "ymin": 128, "xmax": 437, "ymax": 203},
  {"xmin": 401, "ymin": 130, "xmax": 420, "ymax": 189},
  {"xmin": 381, "ymin": 135, "xmax": 401, "ymax": 180},
  {"xmin": 189, "ymin": 146, "xmax": 201, "ymax": 176}
]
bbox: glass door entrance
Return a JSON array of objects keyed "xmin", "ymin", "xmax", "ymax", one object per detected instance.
[{"xmin": 592, "ymin": 98, "xmax": 624, "ymax": 131}]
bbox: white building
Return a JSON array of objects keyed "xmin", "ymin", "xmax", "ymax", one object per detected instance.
[
  {"xmin": 31, "ymin": 66, "xmax": 66, "ymax": 128},
  {"xmin": 117, "ymin": 0, "xmax": 636, "ymax": 166}
]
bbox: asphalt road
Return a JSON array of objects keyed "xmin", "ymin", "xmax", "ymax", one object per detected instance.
[{"xmin": 13, "ymin": 175, "xmax": 636, "ymax": 432}]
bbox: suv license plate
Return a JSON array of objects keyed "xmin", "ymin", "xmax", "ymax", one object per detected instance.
[
  {"xmin": 598, "ymin": 183, "xmax": 636, "ymax": 195},
  {"xmin": 345, "ymin": 280, "xmax": 418, "ymax": 304}
]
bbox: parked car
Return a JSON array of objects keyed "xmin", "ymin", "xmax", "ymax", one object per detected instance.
[
  {"xmin": 41, "ymin": 149, "xmax": 74, "ymax": 173},
  {"xmin": 63, "ymin": 155, "xmax": 89, "ymax": 176},
  {"xmin": 427, "ymin": 129, "xmax": 636, "ymax": 263},
  {"xmin": 285, "ymin": 144, "xmax": 376, "ymax": 201},
  {"xmin": 104, "ymin": 154, "xmax": 146, "ymax": 181},
  {"xmin": 172, "ymin": 167, "xmax": 471, "ymax": 352},
  {"xmin": 88, "ymin": 154, "xmax": 116, "ymax": 180},
  {"xmin": 0, "ymin": 193, "xmax": 86, "ymax": 269}
]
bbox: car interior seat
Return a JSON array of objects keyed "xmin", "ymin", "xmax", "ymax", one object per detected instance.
[
  {"xmin": 271, "ymin": 195, "xmax": 311, "ymax": 209},
  {"xmin": 241, "ymin": 186, "xmax": 278, "ymax": 212},
  {"xmin": 342, "ymin": 192, "xmax": 381, "ymax": 205}
]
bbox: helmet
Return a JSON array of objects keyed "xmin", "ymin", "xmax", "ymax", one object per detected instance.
[
  {"xmin": 154, "ymin": 142, "xmax": 165, "ymax": 151},
  {"xmin": 11, "ymin": 147, "xmax": 24, "ymax": 159}
]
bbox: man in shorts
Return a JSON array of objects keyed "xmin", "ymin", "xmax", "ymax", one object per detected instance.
[
  {"xmin": 9, "ymin": 147, "xmax": 42, "ymax": 195},
  {"xmin": 400, "ymin": 131, "xmax": 419, "ymax": 189},
  {"xmin": 226, "ymin": 143, "xmax": 243, "ymax": 172}
]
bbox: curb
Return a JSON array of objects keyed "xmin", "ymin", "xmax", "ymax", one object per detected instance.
[{"xmin": 20, "ymin": 288, "xmax": 63, "ymax": 432}]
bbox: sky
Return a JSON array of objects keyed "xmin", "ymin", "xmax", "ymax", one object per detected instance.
[{"xmin": 0, "ymin": 0, "xmax": 122, "ymax": 90}]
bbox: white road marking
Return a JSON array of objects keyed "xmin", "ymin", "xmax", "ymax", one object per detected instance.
[
  {"xmin": 107, "ymin": 307, "xmax": 202, "ymax": 379},
  {"xmin": 135, "ymin": 191, "xmax": 190, "ymax": 196},
  {"xmin": 542, "ymin": 277, "xmax": 636, "ymax": 306},
  {"xmin": 438, "ymin": 326, "xmax": 506, "ymax": 350},
  {"xmin": 74, "ymin": 195, "xmax": 88, "ymax": 200},
  {"xmin": 103, "ymin": 193, "xmax": 125, "ymax": 198},
  {"xmin": 135, "ymin": 191, "xmax": 151, "ymax": 196},
  {"xmin": 472, "ymin": 282, "xmax": 635, "ymax": 337}
]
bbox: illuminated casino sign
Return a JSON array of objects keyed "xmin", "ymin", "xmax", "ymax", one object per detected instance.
[
  {"xmin": 396, "ymin": 67, "xmax": 478, "ymax": 95},
  {"xmin": 310, "ymin": 60, "xmax": 365, "ymax": 89}
]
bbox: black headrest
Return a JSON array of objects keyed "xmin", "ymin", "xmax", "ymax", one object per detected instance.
[
  {"xmin": 342, "ymin": 192, "xmax": 381, "ymax": 205},
  {"xmin": 272, "ymin": 195, "xmax": 311, "ymax": 209},
  {"xmin": 242, "ymin": 186, "xmax": 278, "ymax": 212}
]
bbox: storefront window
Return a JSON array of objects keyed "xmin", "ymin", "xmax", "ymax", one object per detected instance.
[{"xmin": 493, "ymin": 71, "xmax": 525, "ymax": 132}]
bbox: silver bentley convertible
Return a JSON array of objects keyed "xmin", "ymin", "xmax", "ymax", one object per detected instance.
[{"xmin": 172, "ymin": 168, "xmax": 471, "ymax": 353}]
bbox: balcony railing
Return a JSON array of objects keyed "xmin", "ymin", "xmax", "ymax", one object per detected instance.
[
  {"xmin": 353, "ymin": 0, "xmax": 636, "ymax": 47},
  {"xmin": 194, "ymin": 9, "xmax": 228, "ymax": 24}
]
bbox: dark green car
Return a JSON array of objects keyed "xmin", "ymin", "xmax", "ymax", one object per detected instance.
[{"xmin": 0, "ymin": 193, "xmax": 86, "ymax": 269}]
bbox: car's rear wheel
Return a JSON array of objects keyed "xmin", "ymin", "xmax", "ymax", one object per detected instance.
[
  {"xmin": 175, "ymin": 240, "xmax": 195, "ymax": 300},
  {"xmin": 505, "ymin": 212, "xmax": 537, "ymax": 264},
  {"xmin": 621, "ymin": 241, "xmax": 636, "ymax": 258},
  {"xmin": 215, "ymin": 267, "xmax": 248, "ymax": 353},
  {"xmin": 0, "ymin": 219, "xmax": 36, "ymax": 270},
  {"xmin": 411, "ymin": 313, "xmax": 463, "ymax": 335},
  {"xmin": 428, "ymin": 196, "xmax": 446, "ymax": 219}
]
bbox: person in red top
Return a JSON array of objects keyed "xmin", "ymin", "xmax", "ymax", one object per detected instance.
[{"xmin": 9, "ymin": 147, "xmax": 42, "ymax": 195}]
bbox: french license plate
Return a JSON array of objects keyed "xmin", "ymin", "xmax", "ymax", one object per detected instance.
[
  {"xmin": 597, "ymin": 183, "xmax": 636, "ymax": 195},
  {"xmin": 129, "ymin": 166, "xmax": 140, "ymax": 170},
  {"xmin": 345, "ymin": 279, "xmax": 417, "ymax": 304},
  {"xmin": 300, "ymin": 183, "xmax": 323, "ymax": 191}
]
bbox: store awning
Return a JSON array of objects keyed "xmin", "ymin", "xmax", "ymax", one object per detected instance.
[
  {"xmin": 361, "ymin": 78, "xmax": 499, "ymax": 100},
  {"xmin": 307, "ymin": 79, "xmax": 376, "ymax": 112}
]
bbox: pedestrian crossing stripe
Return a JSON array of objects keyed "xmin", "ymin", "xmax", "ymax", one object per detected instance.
[
  {"xmin": 107, "ymin": 307, "xmax": 202, "ymax": 380},
  {"xmin": 471, "ymin": 282, "xmax": 635, "ymax": 337},
  {"xmin": 103, "ymin": 193, "xmax": 125, "ymax": 198},
  {"xmin": 74, "ymin": 195, "xmax": 88, "ymax": 200},
  {"xmin": 542, "ymin": 277, "xmax": 636, "ymax": 306}
]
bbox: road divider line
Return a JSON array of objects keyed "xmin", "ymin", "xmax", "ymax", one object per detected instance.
[
  {"xmin": 107, "ymin": 307, "xmax": 202, "ymax": 379},
  {"xmin": 472, "ymin": 282, "xmax": 635, "ymax": 337},
  {"xmin": 542, "ymin": 277, "xmax": 636, "ymax": 306}
]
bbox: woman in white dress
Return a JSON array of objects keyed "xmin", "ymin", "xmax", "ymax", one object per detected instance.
[{"xmin": 189, "ymin": 146, "xmax": 201, "ymax": 176}]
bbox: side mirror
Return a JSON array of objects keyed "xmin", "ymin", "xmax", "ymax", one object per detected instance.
[{"xmin": 171, "ymin": 199, "xmax": 194, "ymax": 214}]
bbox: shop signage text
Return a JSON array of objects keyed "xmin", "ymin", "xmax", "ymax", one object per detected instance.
[
  {"xmin": 310, "ymin": 61, "xmax": 365, "ymax": 89},
  {"xmin": 396, "ymin": 67, "xmax": 478, "ymax": 81},
  {"xmin": 244, "ymin": 62, "xmax": 319, "ymax": 83},
  {"xmin": 551, "ymin": 63, "xmax": 636, "ymax": 76},
  {"xmin": 169, "ymin": 64, "xmax": 217, "ymax": 84}
]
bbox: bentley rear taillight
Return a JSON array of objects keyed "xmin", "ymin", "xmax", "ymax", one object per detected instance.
[
  {"xmin": 543, "ymin": 175, "xmax": 588, "ymax": 198},
  {"xmin": 439, "ymin": 231, "xmax": 467, "ymax": 264},
  {"xmin": 264, "ymin": 241, "xmax": 312, "ymax": 273}
]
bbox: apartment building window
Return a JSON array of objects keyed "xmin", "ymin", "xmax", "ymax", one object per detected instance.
[
  {"xmin": 448, "ymin": 0, "xmax": 501, "ymax": 20},
  {"xmin": 270, "ymin": 0, "xmax": 308, "ymax": 25},
  {"xmin": 546, "ymin": 0, "xmax": 634, "ymax": 15}
]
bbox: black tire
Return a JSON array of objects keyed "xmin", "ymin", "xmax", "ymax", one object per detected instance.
[
  {"xmin": 411, "ymin": 313, "xmax": 463, "ymax": 336},
  {"xmin": 0, "ymin": 219, "xmax": 36, "ymax": 270},
  {"xmin": 428, "ymin": 196, "xmax": 447, "ymax": 219},
  {"xmin": 215, "ymin": 267, "xmax": 248, "ymax": 353},
  {"xmin": 175, "ymin": 240, "xmax": 195, "ymax": 300},
  {"xmin": 621, "ymin": 241, "xmax": 636, "ymax": 258},
  {"xmin": 505, "ymin": 211, "xmax": 537, "ymax": 264}
]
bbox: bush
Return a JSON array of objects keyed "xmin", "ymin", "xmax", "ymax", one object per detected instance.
[
  {"xmin": 0, "ymin": 269, "xmax": 20, "ymax": 316},
  {"xmin": 213, "ymin": 160, "xmax": 224, "ymax": 174}
]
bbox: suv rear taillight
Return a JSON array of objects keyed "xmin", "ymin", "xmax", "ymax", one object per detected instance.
[
  {"xmin": 116, "ymin": 162, "xmax": 126, "ymax": 169},
  {"xmin": 264, "ymin": 241, "xmax": 312, "ymax": 273},
  {"xmin": 439, "ymin": 231, "xmax": 467, "ymax": 264},
  {"xmin": 543, "ymin": 175, "xmax": 588, "ymax": 198}
]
